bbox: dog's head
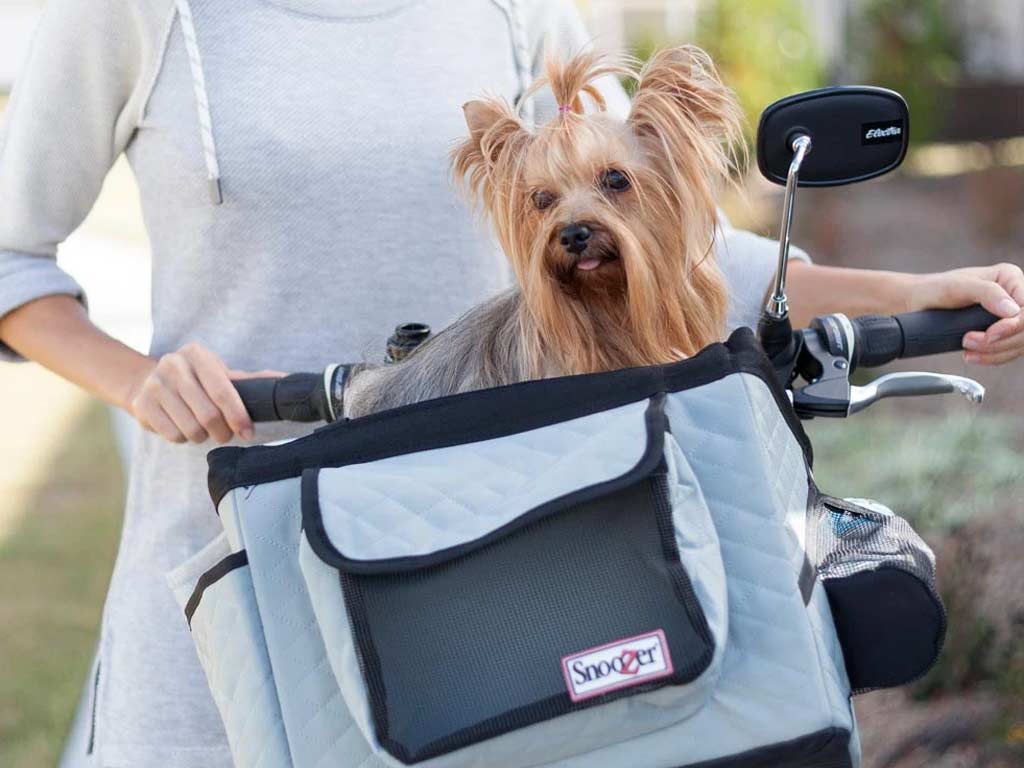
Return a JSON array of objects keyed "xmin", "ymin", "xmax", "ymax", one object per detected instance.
[{"xmin": 453, "ymin": 46, "xmax": 744, "ymax": 375}]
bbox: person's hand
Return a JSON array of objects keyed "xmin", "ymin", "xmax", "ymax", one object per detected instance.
[
  {"xmin": 126, "ymin": 342, "xmax": 284, "ymax": 444},
  {"xmin": 906, "ymin": 263, "xmax": 1024, "ymax": 365}
]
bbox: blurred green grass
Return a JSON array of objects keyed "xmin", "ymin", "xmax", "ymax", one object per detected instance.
[
  {"xmin": 0, "ymin": 404, "xmax": 123, "ymax": 768},
  {"xmin": 808, "ymin": 411, "xmax": 1024, "ymax": 533}
]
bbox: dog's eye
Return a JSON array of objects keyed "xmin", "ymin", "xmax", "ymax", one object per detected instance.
[
  {"xmin": 532, "ymin": 190, "xmax": 556, "ymax": 211},
  {"xmin": 600, "ymin": 169, "xmax": 631, "ymax": 192}
]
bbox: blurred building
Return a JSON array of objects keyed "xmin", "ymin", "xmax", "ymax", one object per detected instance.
[
  {"xmin": 582, "ymin": 0, "xmax": 1024, "ymax": 82},
  {"xmin": 958, "ymin": 0, "xmax": 1024, "ymax": 80}
]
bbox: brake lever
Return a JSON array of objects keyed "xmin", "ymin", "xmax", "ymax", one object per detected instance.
[
  {"xmin": 788, "ymin": 318, "xmax": 985, "ymax": 418},
  {"xmin": 848, "ymin": 372, "xmax": 985, "ymax": 414}
]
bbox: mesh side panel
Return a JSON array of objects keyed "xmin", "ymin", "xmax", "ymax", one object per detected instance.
[
  {"xmin": 342, "ymin": 472, "xmax": 713, "ymax": 763},
  {"xmin": 805, "ymin": 492, "xmax": 937, "ymax": 588}
]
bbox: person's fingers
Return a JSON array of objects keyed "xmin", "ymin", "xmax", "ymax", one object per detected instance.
[
  {"xmin": 131, "ymin": 374, "xmax": 189, "ymax": 443},
  {"xmin": 141, "ymin": 403, "xmax": 187, "ymax": 444},
  {"xmin": 964, "ymin": 347, "xmax": 1022, "ymax": 366},
  {"xmin": 964, "ymin": 318, "xmax": 1024, "ymax": 350},
  {"xmin": 154, "ymin": 350, "xmax": 211, "ymax": 443},
  {"xmin": 983, "ymin": 313, "xmax": 1024, "ymax": 344},
  {"xmin": 993, "ymin": 262, "xmax": 1024, "ymax": 307},
  {"xmin": 964, "ymin": 329, "xmax": 1024, "ymax": 355},
  {"xmin": 962, "ymin": 330, "xmax": 987, "ymax": 350},
  {"xmin": 184, "ymin": 345, "xmax": 254, "ymax": 441},
  {"xmin": 175, "ymin": 366, "xmax": 234, "ymax": 444},
  {"xmin": 945, "ymin": 276, "xmax": 1022, "ymax": 318},
  {"xmin": 158, "ymin": 387, "xmax": 209, "ymax": 443},
  {"xmin": 228, "ymin": 369, "xmax": 288, "ymax": 379}
]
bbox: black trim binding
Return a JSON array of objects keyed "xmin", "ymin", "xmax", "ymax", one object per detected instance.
[
  {"xmin": 302, "ymin": 396, "xmax": 669, "ymax": 574},
  {"xmin": 208, "ymin": 328, "xmax": 811, "ymax": 507},
  {"xmin": 184, "ymin": 550, "xmax": 249, "ymax": 627},
  {"xmin": 673, "ymin": 726, "xmax": 852, "ymax": 767}
]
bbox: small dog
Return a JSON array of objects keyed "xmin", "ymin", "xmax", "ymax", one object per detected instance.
[{"xmin": 344, "ymin": 46, "xmax": 744, "ymax": 417}]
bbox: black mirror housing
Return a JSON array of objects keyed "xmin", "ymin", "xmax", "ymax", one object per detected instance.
[{"xmin": 757, "ymin": 86, "xmax": 910, "ymax": 187}]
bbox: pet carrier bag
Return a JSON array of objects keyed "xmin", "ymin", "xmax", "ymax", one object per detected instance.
[{"xmin": 168, "ymin": 328, "xmax": 944, "ymax": 768}]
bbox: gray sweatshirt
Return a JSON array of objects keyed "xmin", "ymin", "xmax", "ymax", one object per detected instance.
[{"xmin": 0, "ymin": 0, "xmax": 806, "ymax": 765}]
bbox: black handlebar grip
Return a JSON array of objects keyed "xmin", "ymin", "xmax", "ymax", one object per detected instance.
[
  {"xmin": 234, "ymin": 373, "xmax": 328, "ymax": 423},
  {"xmin": 233, "ymin": 378, "xmax": 282, "ymax": 422},
  {"xmin": 850, "ymin": 314, "xmax": 904, "ymax": 369},
  {"xmin": 894, "ymin": 305, "xmax": 999, "ymax": 360},
  {"xmin": 851, "ymin": 305, "xmax": 998, "ymax": 369}
]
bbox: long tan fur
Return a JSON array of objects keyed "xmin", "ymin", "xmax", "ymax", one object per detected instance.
[
  {"xmin": 452, "ymin": 46, "xmax": 742, "ymax": 376},
  {"xmin": 347, "ymin": 46, "xmax": 744, "ymax": 416}
]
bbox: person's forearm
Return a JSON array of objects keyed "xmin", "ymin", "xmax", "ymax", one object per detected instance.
[
  {"xmin": 0, "ymin": 294, "xmax": 154, "ymax": 410},
  {"xmin": 785, "ymin": 261, "xmax": 915, "ymax": 328}
]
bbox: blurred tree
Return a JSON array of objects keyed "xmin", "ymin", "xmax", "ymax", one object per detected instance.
[
  {"xmin": 695, "ymin": 0, "xmax": 823, "ymax": 140},
  {"xmin": 848, "ymin": 0, "xmax": 963, "ymax": 142},
  {"xmin": 621, "ymin": 0, "xmax": 823, "ymax": 141}
]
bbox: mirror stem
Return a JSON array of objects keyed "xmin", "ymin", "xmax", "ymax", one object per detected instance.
[{"xmin": 765, "ymin": 133, "xmax": 812, "ymax": 320}]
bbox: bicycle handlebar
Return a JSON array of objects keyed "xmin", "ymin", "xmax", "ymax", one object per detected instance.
[
  {"xmin": 234, "ymin": 372, "xmax": 336, "ymax": 423},
  {"xmin": 233, "ymin": 306, "xmax": 997, "ymax": 423},
  {"xmin": 850, "ymin": 305, "xmax": 997, "ymax": 371}
]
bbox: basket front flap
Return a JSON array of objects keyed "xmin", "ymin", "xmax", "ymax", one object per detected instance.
[{"xmin": 303, "ymin": 397, "xmax": 663, "ymax": 571}]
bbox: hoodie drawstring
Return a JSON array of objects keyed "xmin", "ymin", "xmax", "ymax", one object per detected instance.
[
  {"xmin": 175, "ymin": 0, "xmax": 223, "ymax": 204},
  {"xmin": 176, "ymin": 0, "xmax": 531, "ymax": 204},
  {"xmin": 492, "ymin": 0, "xmax": 535, "ymax": 126}
]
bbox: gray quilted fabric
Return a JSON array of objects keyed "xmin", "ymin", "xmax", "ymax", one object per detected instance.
[
  {"xmin": 554, "ymin": 375, "xmax": 854, "ymax": 767},
  {"xmin": 166, "ymin": 533, "xmax": 293, "ymax": 768},
  {"xmin": 189, "ymin": 564, "xmax": 292, "ymax": 768},
  {"xmin": 179, "ymin": 371, "xmax": 858, "ymax": 768},
  {"xmin": 300, "ymin": 401, "xmax": 729, "ymax": 768},
  {"xmin": 220, "ymin": 481, "xmax": 384, "ymax": 768},
  {"xmin": 316, "ymin": 400, "xmax": 650, "ymax": 561}
]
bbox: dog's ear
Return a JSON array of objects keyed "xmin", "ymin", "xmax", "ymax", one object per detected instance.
[
  {"xmin": 452, "ymin": 98, "xmax": 531, "ymax": 207},
  {"xmin": 462, "ymin": 99, "xmax": 507, "ymax": 138},
  {"xmin": 628, "ymin": 45, "xmax": 744, "ymax": 186}
]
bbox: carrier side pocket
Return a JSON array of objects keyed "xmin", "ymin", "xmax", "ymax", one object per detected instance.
[
  {"xmin": 807, "ymin": 488, "xmax": 946, "ymax": 692},
  {"xmin": 169, "ymin": 538, "xmax": 292, "ymax": 768}
]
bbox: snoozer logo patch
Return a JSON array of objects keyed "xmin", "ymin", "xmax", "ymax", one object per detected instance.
[
  {"xmin": 862, "ymin": 120, "xmax": 904, "ymax": 145},
  {"xmin": 562, "ymin": 630, "xmax": 674, "ymax": 702}
]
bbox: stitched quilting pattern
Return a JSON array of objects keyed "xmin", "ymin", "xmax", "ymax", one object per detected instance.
[
  {"xmin": 317, "ymin": 399, "xmax": 650, "ymax": 562},
  {"xmin": 227, "ymin": 481, "xmax": 387, "ymax": 768},
  {"xmin": 190, "ymin": 565, "xmax": 292, "ymax": 767}
]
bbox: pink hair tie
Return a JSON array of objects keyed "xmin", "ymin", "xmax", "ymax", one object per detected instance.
[{"xmin": 558, "ymin": 104, "xmax": 573, "ymax": 114}]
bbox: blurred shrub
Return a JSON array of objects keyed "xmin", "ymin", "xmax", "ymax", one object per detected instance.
[
  {"xmin": 623, "ymin": 0, "xmax": 824, "ymax": 141},
  {"xmin": 812, "ymin": 413, "xmax": 1024, "ymax": 727},
  {"xmin": 848, "ymin": 0, "xmax": 963, "ymax": 142},
  {"xmin": 807, "ymin": 412, "xmax": 1023, "ymax": 534},
  {"xmin": 695, "ymin": 0, "xmax": 823, "ymax": 139}
]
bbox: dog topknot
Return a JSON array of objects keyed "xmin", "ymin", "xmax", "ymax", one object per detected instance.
[{"xmin": 521, "ymin": 50, "xmax": 637, "ymax": 118}]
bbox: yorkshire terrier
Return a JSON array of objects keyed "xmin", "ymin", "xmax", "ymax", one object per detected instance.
[{"xmin": 344, "ymin": 45, "xmax": 744, "ymax": 417}]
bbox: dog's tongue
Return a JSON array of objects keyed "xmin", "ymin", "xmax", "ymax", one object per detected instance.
[{"xmin": 576, "ymin": 256, "xmax": 603, "ymax": 271}]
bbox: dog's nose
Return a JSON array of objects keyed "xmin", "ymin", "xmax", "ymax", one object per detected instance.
[{"xmin": 559, "ymin": 224, "xmax": 592, "ymax": 254}]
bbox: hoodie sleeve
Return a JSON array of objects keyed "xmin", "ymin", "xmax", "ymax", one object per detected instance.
[
  {"xmin": 716, "ymin": 215, "xmax": 812, "ymax": 333},
  {"xmin": 521, "ymin": 0, "xmax": 632, "ymax": 123},
  {"xmin": 0, "ymin": 0, "xmax": 171, "ymax": 360}
]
